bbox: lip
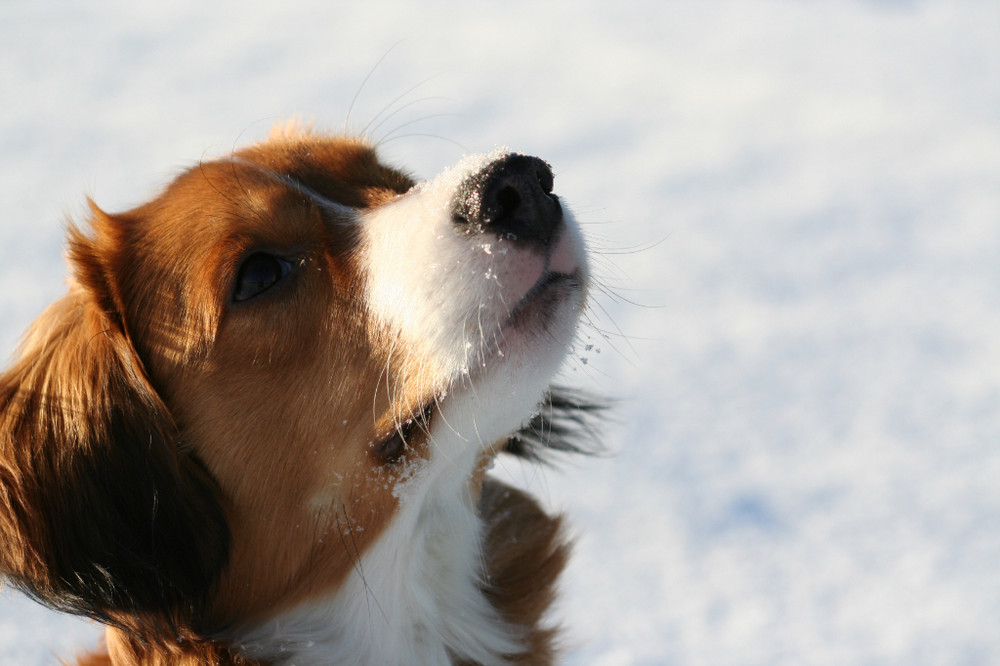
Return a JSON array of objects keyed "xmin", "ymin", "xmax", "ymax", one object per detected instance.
[{"xmin": 501, "ymin": 269, "xmax": 583, "ymax": 332}]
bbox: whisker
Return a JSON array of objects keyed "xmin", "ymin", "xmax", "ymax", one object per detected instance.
[
  {"xmin": 377, "ymin": 133, "xmax": 470, "ymax": 152},
  {"xmin": 362, "ymin": 68, "xmax": 449, "ymax": 135},
  {"xmin": 344, "ymin": 42, "xmax": 402, "ymax": 135},
  {"xmin": 378, "ymin": 113, "xmax": 463, "ymax": 146},
  {"xmin": 335, "ymin": 507, "xmax": 387, "ymax": 623}
]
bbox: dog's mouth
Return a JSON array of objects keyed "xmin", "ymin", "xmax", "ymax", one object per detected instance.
[
  {"xmin": 499, "ymin": 216, "xmax": 587, "ymax": 328},
  {"xmin": 502, "ymin": 268, "xmax": 585, "ymax": 333}
]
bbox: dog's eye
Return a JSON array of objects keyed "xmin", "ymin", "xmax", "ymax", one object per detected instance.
[{"xmin": 233, "ymin": 253, "xmax": 295, "ymax": 302}]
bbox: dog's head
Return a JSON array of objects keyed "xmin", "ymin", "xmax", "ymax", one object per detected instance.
[{"xmin": 0, "ymin": 130, "xmax": 588, "ymax": 653}]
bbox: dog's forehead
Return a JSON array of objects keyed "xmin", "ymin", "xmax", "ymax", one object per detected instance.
[
  {"xmin": 115, "ymin": 137, "xmax": 412, "ymax": 265},
  {"xmin": 232, "ymin": 135, "xmax": 415, "ymax": 207}
]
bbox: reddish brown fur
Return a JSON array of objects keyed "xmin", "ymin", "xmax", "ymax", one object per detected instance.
[
  {"xmin": 0, "ymin": 133, "xmax": 573, "ymax": 664},
  {"xmin": 74, "ymin": 628, "xmax": 256, "ymax": 666},
  {"xmin": 476, "ymin": 480, "xmax": 571, "ymax": 665}
]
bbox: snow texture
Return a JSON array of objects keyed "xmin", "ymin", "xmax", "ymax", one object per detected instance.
[{"xmin": 1, "ymin": 2, "xmax": 999, "ymax": 664}]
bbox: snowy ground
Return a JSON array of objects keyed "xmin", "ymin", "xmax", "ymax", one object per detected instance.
[{"xmin": 2, "ymin": 2, "xmax": 999, "ymax": 664}]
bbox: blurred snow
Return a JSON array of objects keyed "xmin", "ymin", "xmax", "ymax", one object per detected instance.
[{"xmin": 1, "ymin": 1, "xmax": 998, "ymax": 664}]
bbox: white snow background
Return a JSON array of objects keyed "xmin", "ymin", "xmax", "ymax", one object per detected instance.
[{"xmin": 2, "ymin": 2, "xmax": 999, "ymax": 664}]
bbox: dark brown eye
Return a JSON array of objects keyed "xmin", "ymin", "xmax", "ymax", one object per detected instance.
[{"xmin": 233, "ymin": 253, "xmax": 294, "ymax": 302}]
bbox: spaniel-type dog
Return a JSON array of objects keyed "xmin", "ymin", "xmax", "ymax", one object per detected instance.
[{"xmin": 0, "ymin": 127, "xmax": 595, "ymax": 665}]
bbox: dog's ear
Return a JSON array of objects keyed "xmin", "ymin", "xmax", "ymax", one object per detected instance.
[{"xmin": 0, "ymin": 212, "xmax": 229, "ymax": 639}]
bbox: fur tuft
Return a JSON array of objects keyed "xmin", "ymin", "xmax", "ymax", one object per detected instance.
[{"xmin": 504, "ymin": 387, "xmax": 606, "ymax": 463}]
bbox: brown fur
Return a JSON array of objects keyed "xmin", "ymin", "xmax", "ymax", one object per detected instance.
[
  {"xmin": 477, "ymin": 480, "xmax": 571, "ymax": 665},
  {"xmin": 74, "ymin": 628, "xmax": 257, "ymax": 666}
]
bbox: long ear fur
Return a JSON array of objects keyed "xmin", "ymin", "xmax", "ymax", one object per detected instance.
[{"xmin": 0, "ymin": 216, "xmax": 229, "ymax": 642}]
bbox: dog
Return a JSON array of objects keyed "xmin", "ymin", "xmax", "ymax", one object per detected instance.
[{"xmin": 0, "ymin": 125, "xmax": 597, "ymax": 665}]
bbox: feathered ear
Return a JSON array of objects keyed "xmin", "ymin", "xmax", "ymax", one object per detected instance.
[{"xmin": 0, "ymin": 214, "xmax": 229, "ymax": 640}]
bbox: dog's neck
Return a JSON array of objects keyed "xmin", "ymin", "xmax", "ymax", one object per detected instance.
[{"xmin": 231, "ymin": 449, "xmax": 520, "ymax": 666}]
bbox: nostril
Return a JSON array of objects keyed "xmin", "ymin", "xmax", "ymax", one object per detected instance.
[{"xmin": 495, "ymin": 185, "xmax": 522, "ymax": 218}]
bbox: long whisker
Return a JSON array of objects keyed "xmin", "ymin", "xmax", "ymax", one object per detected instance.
[{"xmin": 344, "ymin": 42, "xmax": 402, "ymax": 135}]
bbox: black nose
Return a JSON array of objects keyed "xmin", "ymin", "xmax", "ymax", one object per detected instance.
[{"xmin": 453, "ymin": 154, "xmax": 563, "ymax": 248}]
